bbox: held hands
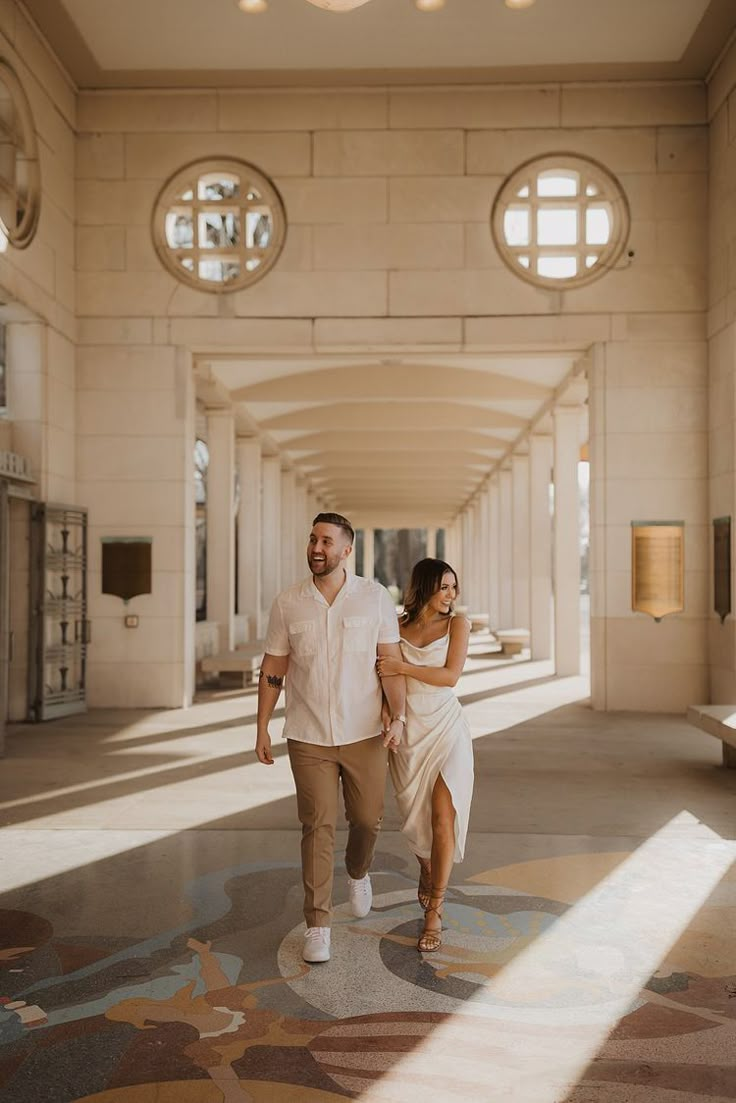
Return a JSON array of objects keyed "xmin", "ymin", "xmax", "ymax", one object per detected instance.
[
  {"xmin": 376, "ymin": 655, "xmax": 403, "ymax": 678},
  {"xmin": 382, "ymin": 717, "xmax": 404, "ymax": 754},
  {"xmin": 255, "ymin": 730, "xmax": 274, "ymax": 765}
]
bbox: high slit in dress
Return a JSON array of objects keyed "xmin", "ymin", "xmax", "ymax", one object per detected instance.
[{"xmin": 389, "ymin": 625, "xmax": 474, "ymax": 862}]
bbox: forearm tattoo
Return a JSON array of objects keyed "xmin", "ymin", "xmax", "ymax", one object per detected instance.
[{"xmin": 260, "ymin": 670, "xmax": 284, "ymax": 689}]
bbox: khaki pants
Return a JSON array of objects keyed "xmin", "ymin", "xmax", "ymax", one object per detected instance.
[{"xmin": 288, "ymin": 736, "xmax": 388, "ymax": 928}]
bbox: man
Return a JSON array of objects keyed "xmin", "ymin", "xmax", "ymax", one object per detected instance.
[{"xmin": 255, "ymin": 513, "xmax": 406, "ymax": 964}]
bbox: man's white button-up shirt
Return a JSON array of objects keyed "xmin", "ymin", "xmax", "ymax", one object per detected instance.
[{"xmin": 264, "ymin": 572, "xmax": 400, "ymax": 747}]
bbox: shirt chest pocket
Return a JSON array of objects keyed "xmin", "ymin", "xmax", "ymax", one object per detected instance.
[
  {"xmin": 288, "ymin": 620, "xmax": 316, "ymax": 656},
  {"xmin": 343, "ymin": 616, "xmax": 373, "ymax": 653}
]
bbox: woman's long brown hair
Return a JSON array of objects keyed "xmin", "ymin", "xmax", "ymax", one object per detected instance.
[{"xmin": 401, "ymin": 557, "xmax": 459, "ymax": 624}]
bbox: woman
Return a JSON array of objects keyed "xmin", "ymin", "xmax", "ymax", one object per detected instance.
[{"xmin": 376, "ymin": 558, "xmax": 473, "ymax": 953}]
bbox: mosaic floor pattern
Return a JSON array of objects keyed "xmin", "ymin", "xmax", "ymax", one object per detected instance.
[{"xmin": 2, "ymin": 825, "xmax": 735, "ymax": 1103}]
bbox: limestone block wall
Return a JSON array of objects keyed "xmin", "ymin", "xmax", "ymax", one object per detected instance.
[
  {"xmin": 0, "ymin": 7, "xmax": 76, "ymax": 502},
  {"xmin": 0, "ymin": 4, "xmax": 75, "ymax": 341},
  {"xmin": 76, "ymin": 345, "xmax": 195, "ymax": 709},
  {"xmin": 75, "ymin": 83, "xmax": 708, "ymax": 335},
  {"xmin": 707, "ymin": 39, "xmax": 736, "ymax": 702},
  {"xmin": 6, "ymin": 323, "xmax": 76, "ymax": 504},
  {"xmin": 73, "ymin": 80, "xmax": 710, "ymax": 710},
  {"xmin": 589, "ymin": 319, "xmax": 708, "ymax": 712},
  {"xmin": 0, "ymin": 7, "xmax": 77, "ymax": 720}
]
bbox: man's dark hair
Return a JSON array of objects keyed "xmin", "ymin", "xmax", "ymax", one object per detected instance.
[{"xmin": 312, "ymin": 512, "xmax": 355, "ymax": 544}]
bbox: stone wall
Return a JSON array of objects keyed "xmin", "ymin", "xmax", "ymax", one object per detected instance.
[
  {"xmin": 75, "ymin": 83, "xmax": 707, "ymax": 333},
  {"xmin": 74, "ymin": 80, "xmax": 710, "ymax": 710},
  {"xmin": 0, "ymin": 5, "xmax": 76, "ymax": 719},
  {"xmin": 707, "ymin": 38, "xmax": 736, "ymax": 702},
  {"xmin": 0, "ymin": 0, "xmax": 718, "ymax": 713}
]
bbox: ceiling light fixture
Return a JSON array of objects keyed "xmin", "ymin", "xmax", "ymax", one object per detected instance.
[
  {"xmin": 504, "ymin": 0, "xmax": 536, "ymax": 8},
  {"xmin": 303, "ymin": 0, "xmax": 375, "ymax": 10},
  {"xmin": 238, "ymin": 0, "xmax": 448, "ymax": 10}
]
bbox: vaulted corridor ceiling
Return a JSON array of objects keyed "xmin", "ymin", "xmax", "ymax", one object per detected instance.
[{"xmin": 198, "ymin": 354, "xmax": 585, "ymax": 526}]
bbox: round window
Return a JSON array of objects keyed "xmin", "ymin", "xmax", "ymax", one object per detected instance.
[
  {"xmin": 152, "ymin": 158, "xmax": 286, "ymax": 293},
  {"xmin": 0, "ymin": 60, "xmax": 40, "ymax": 249},
  {"xmin": 491, "ymin": 154, "xmax": 630, "ymax": 290}
]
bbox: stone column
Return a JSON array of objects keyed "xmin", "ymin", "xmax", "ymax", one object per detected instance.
[
  {"xmin": 362, "ymin": 528, "xmax": 375, "ymax": 579},
  {"xmin": 461, "ymin": 508, "xmax": 475, "ymax": 609},
  {"xmin": 476, "ymin": 491, "xmax": 490, "ymax": 619},
  {"xmin": 452, "ymin": 518, "xmax": 463, "ymax": 572},
  {"xmin": 426, "ymin": 527, "xmax": 438, "ymax": 559},
  {"xmin": 445, "ymin": 520, "xmax": 459, "ymax": 569},
  {"xmin": 471, "ymin": 498, "xmax": 483, "ymax": 611},
  {"xmin": 529, "ymin": 433, "xmax": 553, "ymax": 660},
  {"xmin": 499, "ymin": 466, "xmax": 513, "ymax": 628},
  {"xmin": 261, "ymin": 455, "xmax": 282, "ymax": 623},
  {"xmin": 294, "ymin": 476, "xmax": 308, "ymax": 582},
  {"xmin": 487, "ymin": 475, "xmax": 500, "ymax": 629},
  {"xmin": 280, "ymin": 467, "xmax": 296, "ymax": 590},
  {"xmin": 512, "ymin": 452, "xmax": 531, "ymax": 630},
  {"xmin": 553, "ymin": 406, "xmax": 582, "ymax": 676},
  {"xmin": 306, "ymin": 493, "xmax": 319, "ymax": 531},
  {"xmin": 206, "ymin": 409, "xmax": 236, "ymax": 653},
  {"xmin": 236, "ymin": 436, "xmax": 262, "ymax": 640}
]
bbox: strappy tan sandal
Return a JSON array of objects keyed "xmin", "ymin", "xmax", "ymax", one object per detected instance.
[
  {"xmin": 417, "ymin": 857, "xmax": 432, "ymax": 912},
  {"xmin": 418, "ymin": 888, "xmax": 446, "ymax": 953}
]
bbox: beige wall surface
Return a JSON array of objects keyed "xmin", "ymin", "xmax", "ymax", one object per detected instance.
[
  {"xmin": 589, "ymin": 329, "xmax": 708, "ymax": 712},
  {"xmin": 0, "ymin": 3, "xmax": 75, "ymax": 340},
  {"xmin": 0, "ymin": 0, "xmax": 722, "ymax": 713},
  {"xmin": 0, "ymin": 4, "xmax": 77, "ymax": 499},
  {"xmin": 706, "ymin": 40, "xmax": 736, "ymax": 703},
  {"xmin": 0, "ymin": 5, "xmax": 77, "ymax": 719},
  {"xmin": 75, "ymin": 83, "xmax": 708, "ymax": 328},
  {"xmin": 73, "ymin": 81, "xmax": 710, "ymax": 710},
  {"xmin": 76, "ymin": 345, "xmax": 196, "ymax": 709}
]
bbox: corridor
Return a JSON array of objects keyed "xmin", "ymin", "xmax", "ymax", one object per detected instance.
[{"xmin": 1, "ymin": 645, "xmax": 734, "ymax": 1103}]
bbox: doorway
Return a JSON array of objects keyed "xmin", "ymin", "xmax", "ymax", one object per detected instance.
[{"xmin": 28, "ymin": 503, "xmax": 89, "ymax": 722}]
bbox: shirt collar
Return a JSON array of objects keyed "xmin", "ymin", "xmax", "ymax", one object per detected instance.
[{"xmin": 302, "ymin": 568, "xmax": 356, "ymax": 606}]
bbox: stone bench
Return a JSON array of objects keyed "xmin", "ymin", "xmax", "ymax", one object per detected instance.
[
  {"xmin": 201, "ymin": 641, "xmax": 265, "ymax": 687},
  {"xmin": 494, "ymin": 628, "xmax": 530, "ymax": 656},
  {"xmin": 686, "ymin": 704, "xmax": 736, "ymax": 768}
]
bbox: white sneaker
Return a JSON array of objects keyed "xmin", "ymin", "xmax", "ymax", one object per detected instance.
[
  {"xmin": 303, "ymin": 926, "xmax": 331, "ymax": 963},
  {"xmin": 348, "ymin": 874, "xmax": 373, "ymax": 918}
]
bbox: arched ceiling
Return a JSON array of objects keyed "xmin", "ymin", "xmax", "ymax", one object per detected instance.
[{"xmin": 199, "ymin": 353, "xmax": 584, "ymax": 527}]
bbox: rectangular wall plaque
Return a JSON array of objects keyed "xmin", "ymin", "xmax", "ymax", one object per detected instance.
[
  {"xmin": 101, "ymin": 537, "xmax": 152, "ymax": 603},
  {"xmin": 631, "ymin": 521, "xmax": 684, "ymax": 622},
  {"xmin": 714, "ymin": 516, "xmax": 731, "ymax": 624}
]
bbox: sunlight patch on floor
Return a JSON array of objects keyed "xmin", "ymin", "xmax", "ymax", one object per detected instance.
[{"xmin": 356, "ymin": 811, "xmax": 736, "ymax": 1102}]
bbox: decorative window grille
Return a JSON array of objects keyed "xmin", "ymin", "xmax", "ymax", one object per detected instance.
[
  {"xmin": 152, "ymin": 158, "xmax": 286, "ymax": 293},
  {"xmin": 491, "ymin": 155, "xmax": 630, "ymax": 290}
]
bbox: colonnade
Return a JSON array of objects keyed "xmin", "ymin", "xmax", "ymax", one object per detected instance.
[
  {"xmin": 447, "ymin": 406, "xmax": 585, "ymax": 675},
  {"xmin": 202, "ymin": 404, "xmax": 585, "ymax": 677},
  {"xmin": 203, "ymin": 411, "xmax": 325, "ymax": 648}
]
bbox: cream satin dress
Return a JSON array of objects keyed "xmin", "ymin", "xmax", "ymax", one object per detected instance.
[{"xmin": 389, "ymin": 624, "xmax": 474, "ymax": 862}]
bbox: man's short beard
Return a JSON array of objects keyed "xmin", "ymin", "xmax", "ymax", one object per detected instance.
[{"xmin": 309, "ymin": 554, "xmax": 342, "ymax": 577}]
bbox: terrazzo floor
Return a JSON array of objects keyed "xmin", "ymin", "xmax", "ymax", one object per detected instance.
[{"xmin": 1, "ymin": 639, "xmax": 735, "ymax": 1102}]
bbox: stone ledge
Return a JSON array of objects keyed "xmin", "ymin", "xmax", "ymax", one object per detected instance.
[{"xmin": 687, "ymin": 704, "xmax": 736, "ymax": 767}]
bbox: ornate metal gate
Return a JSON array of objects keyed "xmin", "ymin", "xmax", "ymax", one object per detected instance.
[{"xmin": 29, "ymin": 503, "xmax": 89, "ymax": 721}]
